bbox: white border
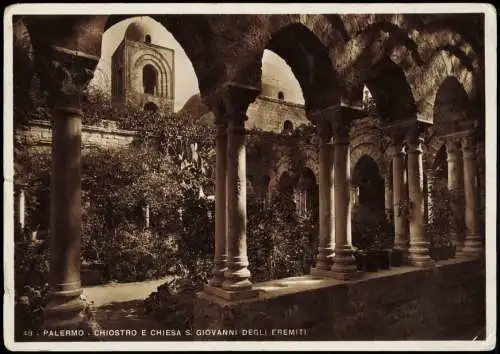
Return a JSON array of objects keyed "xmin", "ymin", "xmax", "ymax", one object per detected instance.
[{"xmin": 3, "ymin": 3, "xmax": 497, "ymax": 352}]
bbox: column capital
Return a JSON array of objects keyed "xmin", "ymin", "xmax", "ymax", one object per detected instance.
[
  {"xmin": 35, "ymin": 45, "xmax": 97, "ymax": 110},
  {"xmin": 387, "ymin": 142, "xmax": 406, "ymax": 158},
  {"xmin": 445, "ymin": 137, "xmax": 461, "ymax": 153},
  {"xmin": 405, "ymin": 129, "xmax": 425, "ymax": 154},
  {"xmin": 204, "ymin": 82, "xmax": 259, "ymax": 125},
  {"xmin": 461, "ymin": 133, "xmax": 477, "ymax": 153}
]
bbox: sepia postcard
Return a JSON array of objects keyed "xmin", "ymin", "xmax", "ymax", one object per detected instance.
[{"xmin": 3, "ymin": 3, "xmax": 497, "ymax": 351}]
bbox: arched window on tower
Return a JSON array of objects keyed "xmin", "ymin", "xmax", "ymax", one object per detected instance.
[
  {"xmin": 282, "ymin": 120, "xmax": 294, "ymax": 135},
  {"xmin": 278, "ymin": 91, "xmax": 284, "ymax": 100},
  {"xmin": 145, "ymin": 34, "xmax": 151, "ymax": 43},
  {"xmin": 143, "ymin": 64, "xmax": 157, "ymax": 95}
]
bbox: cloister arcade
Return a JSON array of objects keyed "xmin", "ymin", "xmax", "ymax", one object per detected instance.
[{"xmin": 17, "ymin": 14, "xmax": 485, "ymax": 330}]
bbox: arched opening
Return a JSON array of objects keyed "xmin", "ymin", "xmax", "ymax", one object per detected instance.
[
  {"xmin": 264, "ymin": 23, "xmax": 340, "ymax": 111},
  {"xmin": 296, "ymin": 168, "xmax": 318, "ymax": 218},
  {"xmin": 351, "ymin": 155, "xmax": 390, "ymax": 251},
  {"xmin": 282, "ymin": 120, "xmax": 294, "ymax": 135},
  {"xmin": 434, "ymin": 76, "xmax": 470, "ymax": 130},
  {"xmin": 143, "ymin": 64, "xmax": 157, "ymax": 95},
  {"xmin": 352, "ymin": 156, "xmax": 385, "ymax": 210},
  {"xmin": 145, "ymin": 34, "xmax": 151, "ymax": 43},
  {"xmin": 277, "ymin": 91, "xmax": 284, "ymax": 100},
  {"xmin": 143, "ymin": 102, "xmax": 158, "ymax": 112},
  {"xmin": 364, "ymin": 57, "xmax": 417, "ymax": 122}
]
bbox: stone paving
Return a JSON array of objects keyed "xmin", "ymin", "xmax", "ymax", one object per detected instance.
[{"xmin": 82, "ymin": 277, "xmax": 173, "ymax": 341}]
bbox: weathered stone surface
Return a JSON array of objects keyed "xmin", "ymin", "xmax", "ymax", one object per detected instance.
[{"xmin": 194, "ymin": 259, "xmax": 485, "ymax": 340}]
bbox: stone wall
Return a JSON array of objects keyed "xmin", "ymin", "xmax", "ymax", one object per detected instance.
[
  {"xmin": 194, "ymin": 258, "xmax": 485, "ymax": 340},
  {"xmin": 246, "ymin": 96, "xmax": 310, "ymax": 134},
  {"xmin": 16, "ymin": 120, "xmax": 137, "ymax": 150}
]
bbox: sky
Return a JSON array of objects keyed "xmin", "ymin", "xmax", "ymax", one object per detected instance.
[{"xmin": 88, "ymin": 16, "xmax": 304, "ymax": 112}]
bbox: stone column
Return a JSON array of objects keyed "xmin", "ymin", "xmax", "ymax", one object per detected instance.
[
  {"xmin": 18, "ymin": 188, "xmax": 26, "ymax": 233},
  {"xmin": 208, "ymin": 123, "xmax": 228, "ymax": 287},
  {"xmin": 144, "ymin": 203, "xmax": 150, "ymax": 229},
  {"xmin": 35, "ymin": 45, "xmax": 97, "ymax": 329},
  {"xmin": 330, "ymin": 126, "xmax": 363, "ymax": 280},
  {"xmin": 425, "ymin": 168, "xmax": 435, "ymax": 224},
  {"xmin": 202, "ymin": 84, "xmax": 259, "ymax": 301},
  {"xmin": 44, "ymin": 106, "xmax": 86, "ymax": 328},
  {"xmin": 446, "ymin": 138, "xmax": 464, "ymax": 253},
  {"xmin": 384, "ymin": 174, "xmax": 393, "ymax": 222},
  {"xmin": 312, "ymin": 119, "xmax": 335, "ymax": 271},
  {"xmin": 223, "ymin": 116, "xmax": 253, "ymax": 291},
  {"xmin": 406, "ymin": 130, "xmax": 434, "ymax": 267},
  {"xmin": 461, "ymin": 134, "xmax": 483, "ymax": 256},
  {"xmin": 390, "ymin": 138, "xmax": 409, "ymax": 260}
]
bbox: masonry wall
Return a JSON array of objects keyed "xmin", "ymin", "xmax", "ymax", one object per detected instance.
[
  {"xmin": 194, "ymin": 259, "xmax": 485, "ymax": 340},
  {"xmin": 16, "ymin": 120, "xmax": 137, "ymax": 150}
]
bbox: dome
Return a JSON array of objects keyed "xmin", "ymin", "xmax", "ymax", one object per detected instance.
[{"xmin": 124, "ymin": 20, "xmax": 155, "ymax": 44}]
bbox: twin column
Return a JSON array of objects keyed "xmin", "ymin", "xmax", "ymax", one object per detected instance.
[{"xmin": 310, "ymin": 111, "xmax": 361, "ymax": 280}]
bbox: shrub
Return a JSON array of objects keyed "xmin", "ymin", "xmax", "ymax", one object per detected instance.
[{"xmin": 352, "ymin": 204, "xmax": 393, "ymax": 251}]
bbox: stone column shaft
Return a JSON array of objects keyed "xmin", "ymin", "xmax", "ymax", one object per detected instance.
[
  {"xmin": 391, "ymin": 144, "xmax": 409, "ymax": 257},
  {"xmin": 446, "ymin": 139, "xmax": 464, "ymax": 252},
  {"xmin": 461, "ymin": 135, "xmax": 482, "ymax": 256},
  {"xmin": 330, "ymin": 130, "xmax": 362, "ymax": 280},
  {"xmin": 315, "ymin": 136, "xmax": 335, "ymax": 270},
  {"xmin": 384, "ymin": 175, "xmax": 393, "ymax": 221},
  {"xmin": 208, "ymin": 124, "xmax": 228, "ymax": 287},
  {"xmin": 44, "ymin": 107, "xmax": 85, "ymax": 328},
  {"xmin": 19, "ymin": 188, "xmax": 26, "ymax": 232},
  {"xmin": 406, "ymin": 134, "xmax": 434, "ymax": 267},
  {"xmin": 223, "ymin": 118, "xmax": 252, "ymax": 291}
]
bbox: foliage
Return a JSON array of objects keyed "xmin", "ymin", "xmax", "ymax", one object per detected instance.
[
  {"xmin": 247, "ymin": 194, "xmax": 318, "ymax": 283},
  {"xmin": 352, "ymin": 204, "xmax": 393, "ymax": 250},
  {"xmin": 14, "ymin": 240, "xmax": 50, "ymax": 336},
  {"xmin": 424, "ymin": 177, "xmax": 464, "ymax": 249}
]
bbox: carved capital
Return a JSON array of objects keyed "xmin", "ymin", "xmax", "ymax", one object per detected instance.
[
  {"xmin": 461, "ymin": 134, "xmax": 477, "ymax": 154},
  {"xmin": 445, "ymin": 137, "xmax": 461, "ymax": 154},
  {"xmin": 35, "ymin": 45, "xmax": 97, "ymax": 109},
  {"xmin": 405, "ymin": 129, "xmax": 424, "ymax": 154},
  {"xmin": 388, "ymin": 143, "xmax": 406, "ymax": 158},
  {"xmin": 205, "ymin": 82, "xmax": 259, "ymax": 125}
]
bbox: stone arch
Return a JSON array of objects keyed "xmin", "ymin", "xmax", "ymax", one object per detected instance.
[
  {"xmin": 144, "ymin": 102, "xmax": 158, "ymax": 112},
  {"xmin": 104, "ymin": 15, "xmax": 223, "ymax": 97},
  {"xmin": 350, "ymin": 143, "xmax": 386, "ymax": 178},
  {"xmin": 296, "ymin": 167, "xmax": 319, "ymax": 217},
  {"xmin": 268, "ymin": 156, "xmax": 293, "ymax": 200},
  {"xmin": 259, "ymin": 21, "xmax": 342, "ymax": 112},
  {"xmin": 351, "ymin": 155, "xmax": 385, "ymax": 211},
  {"xmin": 131, "ymin": 53, "xmax": 170, "ymax": 98},
  {"xmin": 142, "ymin": 64, "xmax": 158, "ymax": 95},
  {"xmin": 433, "ymin": 76, "xmax": 471, "ymax": 131},
  {"xmin": 413, "ymin": 49, "xmax": 477, "ymax": 122}
]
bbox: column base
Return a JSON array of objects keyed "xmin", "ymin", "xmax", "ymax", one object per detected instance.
[
  {"xmin": 408, "ymin": 240, "xmax": 435, "ymax": 268},
  {"xmin": 462, "ymin": 234, "xmax": 483, "ymax": 257},
  {"xmin": 204, "ymin": 284, "xmax": 260, "ymax": 301},
  {"xmin": 314, "ymin": 248, "xmax": 335, "ymax": 271},
  {"xmin": 43, "ymin": 292, "xmax": 85, "ymax": 327}
]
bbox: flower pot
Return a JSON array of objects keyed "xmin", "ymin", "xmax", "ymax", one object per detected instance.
[
  {"xmin": 391, "ymin": 249, "xmax": 404, "ymax": 267},
  {"xmin": 359, "ymin": 251, "xmax": 379, "ymax": 272},
  {"xmin": 376, "ymin": 249, "xmax": 392, "ymax": 270},
  {"xmin": 430, "ymin": 247, "xmax": 441, "ymax": 261},
  {"xmin": 440, "ymin": 245, "xmax": 454, "ymax": 260}
]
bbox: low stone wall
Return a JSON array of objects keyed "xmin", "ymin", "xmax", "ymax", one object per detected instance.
[
  {"xmin": 16, "ymin": 120, "xmax": 137, "ymax": 149},
  {"xmin": 194, "ymin": 258, "xmax": 485, "ymax": 341}
]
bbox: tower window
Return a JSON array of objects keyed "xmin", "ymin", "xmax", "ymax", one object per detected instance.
[
  {"xmin": 278, "ymin": 91, "xmax": 284, "ymax": 100},
  {"xmin": 145, "ymin": 34, "xmax": 151, "ymax": 43},
  {"xmin": 282, "ymin": 120, "xmax": 294, "ymax": 135},
  {"xmin": 143, "ymin": 64, "xmax": 157, "ymax": 95}
]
